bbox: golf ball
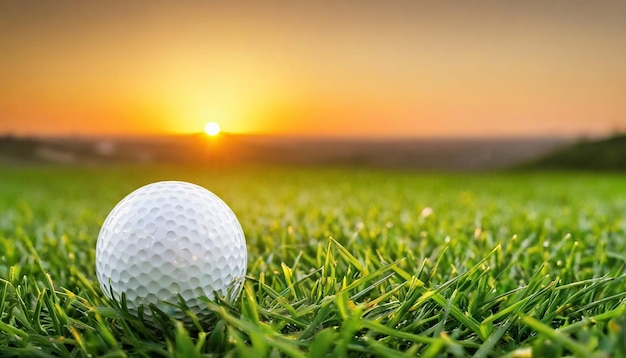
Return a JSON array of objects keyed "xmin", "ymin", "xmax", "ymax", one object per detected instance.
[{"xmin": 95, "ymin": 181, "xmax": 247, "ymax": 318}]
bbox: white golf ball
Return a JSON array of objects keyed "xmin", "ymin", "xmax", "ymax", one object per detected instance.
[{"xmin": 95, "ymin": 181, "xmax": 247, "ymax": 318}]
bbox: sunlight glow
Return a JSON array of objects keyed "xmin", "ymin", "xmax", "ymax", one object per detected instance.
[{"xmin": 204, "ymin": 122, "xmax": 221, "ymax": 136}]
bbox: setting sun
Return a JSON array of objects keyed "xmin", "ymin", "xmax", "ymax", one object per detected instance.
[{"xmin": 204, "ymin": 122, "xmax": 221, "ymax": 136}]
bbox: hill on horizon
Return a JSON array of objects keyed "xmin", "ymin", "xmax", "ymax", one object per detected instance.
[{"xmin": 521, "ymin": 134, "xmax": 626, "ymax": 171}]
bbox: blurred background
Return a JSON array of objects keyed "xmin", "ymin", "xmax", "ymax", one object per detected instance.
[{"xmin": 2, "ymin": 0, "xmax": 626, "ymax": 171}]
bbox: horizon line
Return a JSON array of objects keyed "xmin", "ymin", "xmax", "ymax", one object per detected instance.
[{"xmin": 0, "ymin": 131, "xmax": 609, "ymax": 142}]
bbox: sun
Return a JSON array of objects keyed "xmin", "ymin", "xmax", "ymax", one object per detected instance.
[{"xmin": 204, "ymin": 122, "xmax": 221, "ymax": 136}]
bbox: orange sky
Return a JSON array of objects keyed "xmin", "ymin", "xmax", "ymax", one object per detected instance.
[{"xmin": 2, "ymin": 1, "xmax": 626, "ymax": 138}]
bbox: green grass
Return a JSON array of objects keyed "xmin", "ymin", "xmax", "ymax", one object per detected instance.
[{"xmin": 2, "ymin": 165, "xmax": 626, "ymax": 357}]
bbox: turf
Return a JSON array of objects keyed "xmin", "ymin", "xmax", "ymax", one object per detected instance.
[{"xmin": 1, "ymin": 165, "xmax": 626, "ymax": 357}]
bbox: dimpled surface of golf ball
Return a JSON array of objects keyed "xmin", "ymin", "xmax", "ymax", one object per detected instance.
[{"xmin": 95, "ymin": 181, "xmax": 247, "ymax": 317}]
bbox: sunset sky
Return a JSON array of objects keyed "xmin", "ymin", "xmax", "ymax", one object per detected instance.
[{"xmin": 2, "ymin": 1, "xmax": 625, "ymax": 138}]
